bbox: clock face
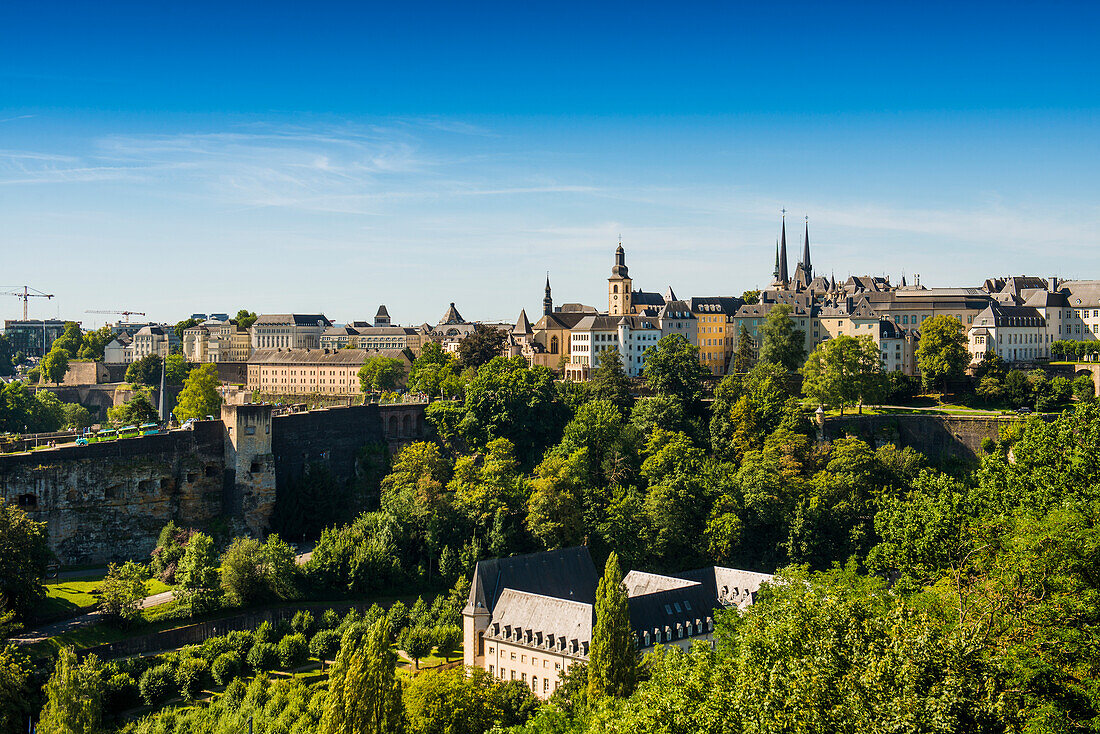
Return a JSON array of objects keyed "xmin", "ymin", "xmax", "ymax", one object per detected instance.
[{"xmin": 613, "ymin": 295, "xmax": 618, "ymax": 300}]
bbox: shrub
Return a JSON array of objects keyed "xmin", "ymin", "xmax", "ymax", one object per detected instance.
[
  {"xmin": 212, "ymin": 651, "xmax": 243, "ymax": 686},
  {"xmin": 222, "ymin": 677, "xmax": 247, "ymax": 708},
  {"xmin": 291, "ymin": 610, "xmax": 315, "ymax": 637},
  {"xmin": 104, "ymin": 672, "xmax": 141, "ymax": 712},
  {"xmin": 309, "ymin": 628, "xmax": 340, "ymax": 663},
  {"xmin": 225, "ymin": 629, "xmax": 254, "ymax": 658},
  {"xmin": 139, "ymin": 664, "xmax": 175, "ymax": 705},
  {"xmin": 247, "ymin": 642, "xmax": 278, "ymax": 672},
  {"xmin": 254, "ymin": 621, "xmax": 275, "ymax": 645},
  {"xmin": 176, "ymin": 656, "xmax": 209, "ymax": 700},
  {"xmin": 277, "ymin": 633, "xmax": 309, "ymax": 669},
  {"xmin": 981, "ymin": 437, "xmax": 995, "ymax": 454},
  {"xmin": 199, "ymin": 635, "xmax": 232, "ymax": 663},
  {"xmin": 319, "ymin": 608, "xmax": 340, "ymax": 630}
]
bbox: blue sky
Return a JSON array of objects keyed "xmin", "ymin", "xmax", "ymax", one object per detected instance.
[{"xmin": 2, "ymin": 1, "xmax": 1098, "ymax": 326}]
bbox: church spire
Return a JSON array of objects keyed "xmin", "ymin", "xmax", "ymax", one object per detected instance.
[
  {"xmin": 773, "ymin": 240, "xmax": 780, "ymax": 280},
  {"xmin": 777, "ymin": 211, "xmax": 789, "ymax": 287},
  {"xmin": 543, "ymin": 272, "xmax": 553, "ymax": 316},
  {"xmin": 801, "ymin": 216, "xmax": 811, "ymax": 274}
]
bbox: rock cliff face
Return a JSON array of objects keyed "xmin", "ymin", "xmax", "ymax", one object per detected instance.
[
  {"xmin": 0, "ymin": 402, "xmax": 427, "ymax": 564},
  {"xmin": 0, "ymin": 422, "xmax": 228, "ymax": 564}
]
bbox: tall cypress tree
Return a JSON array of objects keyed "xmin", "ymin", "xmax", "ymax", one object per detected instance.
[
  {"xmin": 587, "ymin": 552, "xmax": 636, "ymax": 700},
  {"xmin": 733, "ymin": 322, "xmax": 755, "ymax": 373},
  {"xmin": 321, "ymin": 616, "xmax": 406, "ymax": 734},
  {"xmin": 590, "ymin": 347, "xmax": 632, "ymax": 413}
]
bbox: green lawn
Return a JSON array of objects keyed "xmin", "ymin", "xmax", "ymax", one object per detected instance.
[{"xmin": 37, "ymin": 575, "xmax": 172, "ymax": 618}]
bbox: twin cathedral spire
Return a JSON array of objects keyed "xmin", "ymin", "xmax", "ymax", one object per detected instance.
[{"xmin": 772, "ymin": 212, "xmax": 814, "ymax": 291}]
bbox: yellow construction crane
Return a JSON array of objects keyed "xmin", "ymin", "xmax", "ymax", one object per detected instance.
[
  {"xmin": 85, "ymin": 309, "xmax": 147, "ymax": 323},
  {"xmin": 2, "ymin": 285, "xmax": 54, "ymax": 320}
]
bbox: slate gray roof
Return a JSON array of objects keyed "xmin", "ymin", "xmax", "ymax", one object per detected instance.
[
  {"xmin": 254, "ymin": 313, "xmax": 332, "ymax": 327},
  {"xmin": 674, "ymin": 566, "xmax": 774, "ymax": 609},
  {"xmin": 440, "ymin": 303, "xmax": 466, "ymax": 325},
  {"xmin": 623, "ymin": 570, "xmax": 698, "ymax": 597},
  {"xmin": 690, "ymin": 296, "xmax": 743, "ymax": 315},
  {"xmin": 485, "ymin": 589, "xmax": 593, "ymax": 649},
  {"xmin": 464, "ymin": 546, "xmax": 598, "ymax": 618}
]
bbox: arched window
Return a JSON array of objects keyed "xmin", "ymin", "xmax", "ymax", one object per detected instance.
[
  {"xmin": 613, "ymin": 285, "xmax": 618, "ymax": 294},
  {"xmin": 550, "ymin": 336, "xmax": 559, "ymax": 354}
]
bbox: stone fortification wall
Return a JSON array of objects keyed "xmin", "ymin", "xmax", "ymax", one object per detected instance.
[
  {"xmin": 0, "ymin": 401, "xmax": 427, "ymax": 564},
  {"xmin": 0, "ymin": 421, "xmax": 227, "ymax": 564},
  {"xmin": 270, "ymin": 404, "xmax": 387, "ymax": 491},
  {"xmin": 822, "ymin": 413, "xmax": 1051, "ymax": 462}
]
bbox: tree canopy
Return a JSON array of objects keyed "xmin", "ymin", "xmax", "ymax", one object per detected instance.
[
  {"xmin": 758, "ymin": 304, "xmax": 806, "ymax": 371},
  {"xmin": 174, "ymin": 363, "xmax": 221, "ymax": 422},
  {"xmin": 359, "ymin": 356, "xmax": 407, "ymax": 393},
  {"xmin": 916, "ymin": 314, "xmax": 969, "ymax": 391},
  {"xmin": 802, "ymin": 334, "xmax": 886, "ymax": 414},
  {"xmin": 457, "ymin": 323, "xmax": 507, "ymax": 369}
]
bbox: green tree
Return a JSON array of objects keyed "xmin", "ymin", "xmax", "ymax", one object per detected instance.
[
  {"xmin": 758, "ymin": 304, "xmax": 806, "ymax": 370},
  {"xmin": 60, "ymin": 403, "xmax": 93, "ymax": 430},
  {"xmin": 590, "ymin": 347, "xmax": 631, "ymax": 412},
  {"xmin": 915, "ymin": 314, "xmax": 969, "ymax": 391},
  {"xmin": 41, "ymin": 347, "xmax": 69, "ymax": 384},
  {"xmin": 403, "ymin": 668, "xmax": 505, "ymax": 734},
  {"xmin": 642, "ymin": 333, "xmax": 708, "ymax": 410},
  {"xmin": 38, "ymin": 647, "xmax": 104, "ymax": 734},
  {"xmin": 457, "ymin": 323, "xmax": 506, "ymax": 369},
  {"xmin": 99, "ymin": 561, "xmax": 146, "ymax": 624},
  {"xmin": 174, "ymin": 318, "xmax": 200, "ymax": 343},
  {"xmin": 587, "ymin": 552, "xmax": 636, "ymax": 700},
  {"xmin": 107, "ymin": 391, "xmax": 159, "ymax": 426},
  {"xmin": 0, "ymin": 644, "xmax": 34, "ymax": 733},
  {"xmin": 173, "ymin": 362, "xmax": 221, "ymax": 422},
  {"xmin": 163, "ymin": 353, "xmax": 190, "ymax": 384},
  {"xmin": 802, "ymin": 334, "xmax": 885, "ymax": 414},
  {"xmin": 732, "ymin": 321, "xmax": 755, "ymax": 373},
  {"xmin": 359, "ymin": 356, "xmax": 407, "ymax": 393},
  {"xmin": 219, "ymin": 537, "xmax": 265, "ymax": 606},
  {"xmin": 234, "ymin": 309, "xmax": 258, "ymax": 330},
  {"xmin": 50, "ymin": 322, "xmax": 83, "ymax": 360},
  {"xmin": 400, "ymin": 626, "xmax": 433, "ymax": 669},
  {"xmin": 320, "ymin": 616, "xmax": 406, "ymax": 734},
  {"xmin": 0, "ymin": 499, "xmax": 51, "ymax": 621},
  {"xmin": 432, "ymin": 624, "xmax": 462, "ymax": 662},
  {"xmin": 124, "ymin": 353, "xmax": 162, "ymax": 386},
  {"xmin": 76, "ymin": 326, "xmax": 112, "ymax": 361},
  {"xmin": 741, "ymin": 289, "xmax": 760, "ymax": 305},
  {"xmin": 174, "ymin": 531, "xmax": 220, "ymax": 616}
]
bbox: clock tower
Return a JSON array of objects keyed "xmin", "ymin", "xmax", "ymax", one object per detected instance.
[{"xmin": 608, "ymin": 242, "xmax": 632, "ymax": 316}]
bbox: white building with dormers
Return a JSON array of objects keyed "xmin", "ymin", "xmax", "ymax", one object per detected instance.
[{"xmin": 463, "ymin": 547, "xmax": 771, "ymax": 700}]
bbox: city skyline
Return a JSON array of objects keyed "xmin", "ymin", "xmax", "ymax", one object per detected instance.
[{"xmin": 3, "ymin": 1, "xmax": 1098, "ymax": 325}]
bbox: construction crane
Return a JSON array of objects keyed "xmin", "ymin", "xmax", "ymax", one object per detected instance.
[
  {"xmin": 1, "ymin": 285, "xmax": 54, "ymax": 320},
  {"xmin": 85, "ymin": 309, "xmax": 146, "ymax": 323}
]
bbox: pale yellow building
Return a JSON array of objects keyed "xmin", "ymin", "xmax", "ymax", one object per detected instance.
[{"xmin": 247, "ymin": 348, "xmax": 410, "ymax": 396}]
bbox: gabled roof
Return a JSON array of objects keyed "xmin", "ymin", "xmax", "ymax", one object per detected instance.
[
  {"xmin": 487, "ymin": 589, "xmax": 593, "ymax": 646},
  {"xmin": 623, "ymin": 570, "xmax": 698, "ymax": 598},
  {"xmin": 464, "ymin": 546, "xmax": 598, "ymax": 618}
]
